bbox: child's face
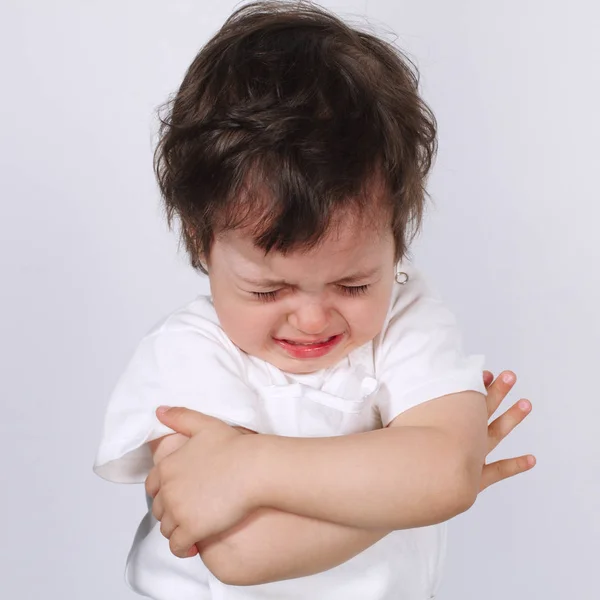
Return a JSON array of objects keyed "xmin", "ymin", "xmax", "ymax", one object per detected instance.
[{"xmin": 207, "ymin": 214, "xmax": 396, "ymax": 374}]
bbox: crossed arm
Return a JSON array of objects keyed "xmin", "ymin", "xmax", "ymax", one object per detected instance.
[
  {"xmin": 149, "ymin": 390, "xmax": 488, "ymax": 586},
  {"xmin": 153, "ymin": 429, "xmax": 389, "ymax": 584}
]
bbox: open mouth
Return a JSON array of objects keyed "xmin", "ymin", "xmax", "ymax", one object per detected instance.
[
  {"xmin": 281, "ymin": 335, "xmax": 337, "ymax": 346},
  {"xmin": 273, "ymin": 334, "xmax": 343, "ymax": 359}
]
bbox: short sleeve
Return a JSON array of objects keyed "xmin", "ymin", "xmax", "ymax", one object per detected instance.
[
  {"xmin": 93, "ymin": 316, "xmax": 262, "ymax": 484},
  {"xmin": 374, "ymin": 263, "xmax": 486, "ymax": 426}
]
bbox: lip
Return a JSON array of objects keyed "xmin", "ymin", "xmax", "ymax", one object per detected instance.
[{"xmin": 273, "ymin": 334, "xmax": 343, "ymax": 359}]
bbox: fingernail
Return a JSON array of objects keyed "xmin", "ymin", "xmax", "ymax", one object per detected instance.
[
  {"xmin": 502, "ymin": 372, "xmax": 515, "ymax": 384},
  {"xmin": 527, "ymin": 455, "xmax": 536, "ymax": 467},
  {"xmin": 518, "ymin": 400, "xmax": 530, "ymax": 412},
  {"xmin": 157, "ymin": 405, "xmax": 171, "ymax": 416}
]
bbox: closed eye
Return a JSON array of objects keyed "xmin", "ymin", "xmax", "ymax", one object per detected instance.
[
  {"xmin": 338, "ymin": 284, "xmax": 370, "ymax": 297},
  {"xmin": 251, "ymin": 290, "xmax": 280, "ymax": 302},
  {"xmin": 251, "ymin": 284, "xmax": 371, "ymax": 302}
]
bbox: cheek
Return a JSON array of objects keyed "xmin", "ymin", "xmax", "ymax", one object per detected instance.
[
  {"xmin": 218, "ymin": 300, "xmax": 283, "ymax": 347},
  {"xmin": 343, "ymin": 291, "xmax": 392, "ymax": 337},
  {"xmin": 247, "ymin": 308, "xmax": 282, "ymax": 341}
]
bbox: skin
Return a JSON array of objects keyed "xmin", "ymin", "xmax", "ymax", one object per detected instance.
[
  {"xmin": 147, "ymin": 388, "xmax": 489, "ymax": 550},
  {"xmin": 144, "ymin": 208, "xmax": 535, "ymax": 584},
  {"xmin": 207, "ymin": 214, "xmax": 396, "ymax": 374},
  {"xmin": 149, "ymin": 370, "xmax": 534, "ymax": 585}
]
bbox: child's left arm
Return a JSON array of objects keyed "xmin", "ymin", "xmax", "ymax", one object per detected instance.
[
  {"xmin": 146, "ymin": 389, "xmax": 487, "ymax": 558},
  {"xmin": 255, "ymin": 390, "xmax": 488, "ymax": 526}
]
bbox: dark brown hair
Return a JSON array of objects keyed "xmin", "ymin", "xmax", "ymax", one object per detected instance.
[{"xmin": 154, "ymin": 0, "xmax": 437, "ymax": 273}]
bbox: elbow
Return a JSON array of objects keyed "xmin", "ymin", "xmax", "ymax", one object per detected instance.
[
  {"xmin": 432, "ymin": 474, "xmax": 477, "ymax": 525},
  {"xmin": 199, "ymin": 549, "xmax": 243, "ymax": 586},
  {"xmin": 446, "ymin": 455, "xmax": 481, "ymax": 518},
  {"xmin": 452, "ymin": 475, "xmax": 479, "ymax": 516},
  {"xmin": 443, "ymin": 426, "xmax": 486, "ymax": 518},
  {"xmin": 199, "ymin": 545, "xmax": 264, "ymax": 587},
  {"xmin": 424, "ymin": 440, "xmax": 482, "ymax": 524},
  {"xmin": 210, "ymin": 569, "xmax": 257, "ymax": 588}
]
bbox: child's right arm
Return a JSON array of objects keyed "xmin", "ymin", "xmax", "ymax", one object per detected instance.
[
  {"xmin": 199, "ymin": 508, "xmax": 388, "ymax": 585},
  {"xmin": 150, "ymin": 372, "xmax": 533, "ymax": 587},
  {"xmin": 149, "ymin": 431, "xmax": 388, "ymax": 585}
]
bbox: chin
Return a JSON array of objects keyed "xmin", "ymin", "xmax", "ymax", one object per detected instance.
[
  {"xmin": 277, "ymin": 348, "xmax": 351, "ymax": 375},
  {"xmin": 280, "ymin": 361, "xmax": 326, "ymax": 375}
]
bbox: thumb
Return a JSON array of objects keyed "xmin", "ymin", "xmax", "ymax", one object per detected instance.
[{"xmin": 156, "ymin": 406, "xmax": 214, "ymax": 436}]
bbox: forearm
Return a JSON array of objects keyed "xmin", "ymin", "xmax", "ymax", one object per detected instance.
[
  {"xmin": 198, "ymin": 507, "xmax": 389, "ymax": 586},
  {"xmin": 150, "ymin": 433, "xmax": 389, "ymax": 585},
  {"xmin": 252, "ymin": 426, "xmax": 481, "ymax": 530}
]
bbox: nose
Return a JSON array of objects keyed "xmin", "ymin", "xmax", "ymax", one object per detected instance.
[{"xmin": 288, "ymin": 302, "xmax": 330, "ymax": 336}]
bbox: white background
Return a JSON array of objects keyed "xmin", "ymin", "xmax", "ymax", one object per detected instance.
[{"xmin": 2, "ymin": 0, "xmax": 598, "ymax": 598}]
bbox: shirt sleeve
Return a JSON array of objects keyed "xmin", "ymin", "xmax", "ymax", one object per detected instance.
[
  {"xmin": 374, "ymin": 263, "xmax": 487, "ymax": 426},
  {"xmin": 93, "ymin": 323, "xmax": 263, "ymax": 484}
]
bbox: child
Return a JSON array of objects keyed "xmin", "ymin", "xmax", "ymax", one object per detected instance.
[{"xmin": 94, "ymin": 2, "xmax": 534, "ymax": 598}]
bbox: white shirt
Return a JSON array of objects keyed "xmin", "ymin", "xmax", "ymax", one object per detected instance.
[{"xmin": 94, "ymin": 261, "xmax": 486, "ymax": 600}]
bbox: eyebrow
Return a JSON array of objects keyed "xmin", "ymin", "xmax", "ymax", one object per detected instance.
[{"xmin": 240, "ymin": 267, "xmax": 381, "ymax": 289}]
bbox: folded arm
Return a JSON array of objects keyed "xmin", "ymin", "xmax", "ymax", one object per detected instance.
[
  {"xmin": 251, "ymin": 391, "xmax": 488, "ymax": 530},
  {"xmin": 150, "ymin": 431, "xmax": 387, "ymax": 585},
  {"xmin": 149, "ymin": 390, "xmax": 487, "ymax": 585}
]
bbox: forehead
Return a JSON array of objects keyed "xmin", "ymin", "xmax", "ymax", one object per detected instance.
[{"xmin": 213, "ymin": 214, "xmax": 393, "ymax": 282}]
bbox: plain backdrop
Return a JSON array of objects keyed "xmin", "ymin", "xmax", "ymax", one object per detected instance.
[{"xmin": 1, "ymin": 0, "xmax": 598, "ymax": 598}]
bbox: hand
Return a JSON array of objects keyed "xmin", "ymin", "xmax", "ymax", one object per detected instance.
[
  {"xmin": 145, "ymin": 407, "xmax": 261, "ymax": 558},
  {"xmin": 480, "ymin": 370, "xmax": 536, "ymax": 492}
]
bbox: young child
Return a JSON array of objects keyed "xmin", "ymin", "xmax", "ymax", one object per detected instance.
[{"xmin": 93, "ymin": 2, "xmax": 534, "ymax": 598}]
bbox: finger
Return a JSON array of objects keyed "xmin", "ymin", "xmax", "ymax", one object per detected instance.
[
  {"xmin": 483, "ymin": 370, "xmax": 494, "ymax": 389},
  {"xmin": 151, "ymin": 493, "xmax": 164, "ymax": 521},
  {"xmin": 488, "ymin": 399, "xmax": 532, "ymax": 453},
  {"xmin": 156, "ymin": 406, "xmax": 219, "ymax": 437},
  {"xmin": 486, "ymin": 370, "xmax": 517, "ymax": 418},
  {"xmin": 480, "ymin": 454, "xmax": 536, "ymax": 492},
  {"xmin": 145, "ymin": 467, "xmax": 161, "ymax": 499},
  {"xmin": 169, "ymin": 526, "xmax": 197, "ymax": 559},
  {"xmin": 159, "ymin": 513, "xmax": 178, "ymax": 539}
]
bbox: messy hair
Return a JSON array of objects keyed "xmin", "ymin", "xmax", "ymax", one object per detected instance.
[{"xmin": 154, "ymin": 0, "xmax": 437, "ymax": 273}]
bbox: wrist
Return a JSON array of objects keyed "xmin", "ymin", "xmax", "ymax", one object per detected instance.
[{"xmin": 239, "ymin": 433, "xmax": 280, "ymax": 510}]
